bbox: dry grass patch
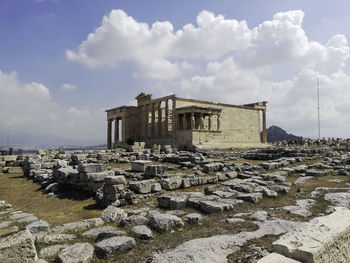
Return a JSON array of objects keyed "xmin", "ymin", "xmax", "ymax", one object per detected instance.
[{"xmin": 0, "ymin": 173, "xmax": 103, "ymax": 227}]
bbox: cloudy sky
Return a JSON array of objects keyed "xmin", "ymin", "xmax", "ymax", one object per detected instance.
[{"xmin": 1, "ymin": 0, "xmax": 350, "ymax": 146}]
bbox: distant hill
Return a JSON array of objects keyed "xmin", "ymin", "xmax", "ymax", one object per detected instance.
[{"xmin": 261, "ymin": 125, "xmax": 302, "ymax": 143}]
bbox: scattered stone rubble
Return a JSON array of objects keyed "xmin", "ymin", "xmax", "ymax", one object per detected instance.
[{"xmin": 1, "ymin": 145, "xmax": 350, "ymax": 262}]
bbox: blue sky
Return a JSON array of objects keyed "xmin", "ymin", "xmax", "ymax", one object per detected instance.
[{"xmin": 1, "ymin": 0, "xmax": 350, "ymax": 145}]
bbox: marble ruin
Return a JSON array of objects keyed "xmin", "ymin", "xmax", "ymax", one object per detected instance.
[
  {"xmin": 2, "ymin": 145, "xmax": 350, "ymax": 262},
  {"xmin": 106, "ymin": 92, "xmax": 268, "ymax": 149}
]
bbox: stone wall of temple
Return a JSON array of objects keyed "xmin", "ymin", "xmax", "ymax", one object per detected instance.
[
  {"xmin": 106, "ymin": 93, "xmax": 266, "ymax": 149},
  {"xmin": 175, "ymin": 99, "xmax": 261, "ymax": 148}
]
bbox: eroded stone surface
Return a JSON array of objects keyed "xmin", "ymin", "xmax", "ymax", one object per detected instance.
[
  {"xmin": 257, "ymin": 253, "xmax": 301, "ymax": 263},
  {"xmin": 101, "ymin": 206, "xmax": 125, "ymax": 223},
  {"xmin": 324, "ymin": 192, "xmax": 350, "ymax": 207},
  {"xmin": 39, "ymin": 244, "xmax": 69, "ymax": 258},
  {"xmin": 151, "ymin": 219, "xmax": 302, "ymax": 263},
  {"xmin": 273, "ymin": 207, "xmax": 350, "ymax": 263},
  {"xmin": 0, "ymin": 229, "xmax": 38, "ymax": 263},
  {"xmin": 50, "ymin": 218, "xmax": 103, "ymax": 233},
  {"xmin": 149, "ymin": 211, "xmax": 184, "ymax": 232},
  {"xmin": 58, "ymin": 243, "xmax": 94, "ymax": 263},
  {"xmin": 96, "ymin": 236, "xmax": 136, "ymax": 257},
  {"xmin": 132, "ymin": 225, "xmax": 153, "ymax": 240}
]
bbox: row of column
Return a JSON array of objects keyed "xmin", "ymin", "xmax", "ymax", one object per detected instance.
[
  {"xmin": 107, "ymin": 118, "xmax": 125, "ymax": 149},
  {"xmin": 178, "ymin": 113, "xmax": 221, "ymax": 131},
  {"xmin": 142, "ymin": 98, "xmax": 175, "ymax": 138}
]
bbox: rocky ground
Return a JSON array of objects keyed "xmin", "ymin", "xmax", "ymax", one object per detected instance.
[{"xmin": 1, "ymin": 146, "xmax": 350, "ymax": 262}]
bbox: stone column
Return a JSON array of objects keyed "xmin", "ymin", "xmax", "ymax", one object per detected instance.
[
  {"xmin": 158, "ymin": 102, "xmax": 162, "ymax": 137},
  {"xmin": 107, "ymin": 120, "xmax": 112, "ymax": 149},
  {"xmin": 143, "ymin": 105, "xmax": 147, "ymax": 138},
  {"xmin": 262, "ymin": 110, "xmax": 267, "ymax": 143},
  {"xmin": 208, "ymin": 114, "xmax": 212, "ymax": 131},
  {"xmin": 199, "ymin": 114, "xmax": 204, "ymax": 130},
  {"xmin": 114, "ymin": 118, "xmax": 119, "ymax": 145},
  {"xmin": 151, "ymin": 103, "xmax": 155, "ymax": 137},
  {"xmin": 190, "ymin": 113, "xmax": 195, "ymax": 129},
  {"xmin": 121, "ymin": 117, "xmax": 126, "ymax": 142},
  {"xmin": 178, "ymin": 114, "xmax": 182, "ymax": 130},
  {"xmin": 165, "ymin": 100, "xmax": 169, "ymax": 136},
  {"xmin": 182, "ymin": 114, "xmax": 187, "ymax": 130},
  {"xmin": 146, "ymin": 104, "xmax": 151, "ymax": 137},
  {"xmin": 217, "ymin": 115, "xmax": 221, "ymax": 131},
  {"xmin": 172, "ymin": 98, "xmax": 176, "ymax": 134}
]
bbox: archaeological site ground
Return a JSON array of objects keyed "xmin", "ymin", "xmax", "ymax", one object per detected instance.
[{"xmin": 2, "ymin": 140, "xmax": 350, "ymax": 262}]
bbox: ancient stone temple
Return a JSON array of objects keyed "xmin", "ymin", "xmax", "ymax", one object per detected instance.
[{"xmin": 106, "ymin": 92, "xmax": 267, "ymax": 149}]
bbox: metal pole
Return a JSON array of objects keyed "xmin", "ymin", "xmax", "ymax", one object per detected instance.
[{"xmin": 317, "ymin": 79, "xmax": 320, "ymax": 139}]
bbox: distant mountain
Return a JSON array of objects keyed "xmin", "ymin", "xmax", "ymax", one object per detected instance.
[{"xmin": 261, "ymin": 125, "xmax": 302, "ymax": 143}]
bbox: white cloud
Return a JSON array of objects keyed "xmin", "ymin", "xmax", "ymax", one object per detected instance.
[
  {"xmin": 60, "ymin": 83, "xmax": 79, "ymax": 91},
  {"xmin": 0, "ymin": 71, "xmax": 105, "ymax": 142},
  {"xmin": 66, "ymin": 9, "xmax": 251, "ymax": 80},
  {"xmin": 67, "ymin": 9, "xmax": 350, "ymax": 138}
]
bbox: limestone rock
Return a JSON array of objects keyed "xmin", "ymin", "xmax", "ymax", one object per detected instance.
[
  {"xmin": 104, "ymin": 175, "xmax": 126, "ymax": 185},
  {"xmin": 101, "ymin": 206, "xmax": 125, "ymax": 223},
  {"xmin": 82, "ymin": 226, "xmax": 125, "ymax": 239},
  {"xmin": 149, "ymin": 212, "xmax": 184, "ymax": 232},
  {"xmin": 96, "ymin": 236, "xmax": 135, "ymax": 257},
  {"xmin": 0, "ymin": 221, "xmax": 12, "ymax": 228},
  {"xmin": 257, "ymin": 253, "xmax": 301, "ymax": 263},
  {"xmin": 158, "ymin": 176, "xmax": 183, "ymax": 190},
  {"xmin": 36, "ymin": 233, "xmax": 77, "ymax": 244},
  {"xmin": 51, "ymin": 218, "xmax": 103, "ymax": 233},
  {"xmin": 0, "ymin": 229, "xmax": 38, "ymax": 262},
  {"xmin": 131, "ymin": 160, "xmax": 151, "ymax": 172},
  {"xmin": 7, "ymin": 167, "xmax": 23, "ymax": 174},
  {"xmin": 305, "ymin": 169, "xmax": 327, "ymax": 177},
  {"xmin": 324, "ymin": 192, "xmax": 350, "ymax": 207},
  {"xmin": 151, "ymin": 219, "xmax": 301, "ymax": 263},
  {"xmin": 237, "ymin": 193, "xmax": 263, "ymax": 203},
  {"xmin": 120, "ymin": 215, "xmax": 148, "ymax": 227},
  {"xmin": 158, "ymin": 194, "xmax": 188, "ymax": 210},
  {"xmin": 199, "ymin": 200, "xmax": 235, "ymax": 214},
  {"xmin": 151, "ymin": 183, "xmax": 162, "ymax": 192},
  {"xmin": 39, "ymin": 244, "xmax": 69, "ymax": 258},
  {"xmin": 282, "ymin": 199, "xmax": 316, "ymax": 217},
  {"xmin": 226, "ymin": 218, "xmax": 245, "ymax": 224},
  {"xmin": 273, "ymin": 207, "xmax": 350, "ymax": 263},
  {"xmin": 58, "ymin": 243, "xmax": 94, "ymax": 263},
  {"xmin": 184, "ymin": 213, "xmax": 203, "ymax": 225},
  {"xmin": 18, "ymin": 215, "xmax": 38, "ymax": 224},
  {"xmin": 129, "ymin": 180, "xmax": 153, "ymax": 194},
  {"xmin": 78, "ymin": 163, "xmax": 103, "ymax": 173},
  {"xmin": 26, "ymin": 220, "xmax": 50, "ymax": 234},
  {"xmin": 268, "ymin": 185, "xmax": 290, "ymax": 194},
  {"xmin": 294, "ymin": 176, "xmax": 314, "ymax": 184},
  {"xmin": 132, "ymin": 225, "xmax": 153, "ymax": 240},
  {"xmin": 294, "ymin": 165, "xmax": 308, "ymax": 173}
]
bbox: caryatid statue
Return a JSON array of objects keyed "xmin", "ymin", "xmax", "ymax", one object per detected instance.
[
  {"xmin": 199, "ymin": 115, "xmax": 204, "ymax": 129},
  {"xmin": 191, "ymin": 114, "xmax": 195, "ymax": 129}
]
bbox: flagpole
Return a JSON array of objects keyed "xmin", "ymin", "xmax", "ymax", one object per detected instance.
[{"xmin": 317, "ymin": 79, "xmax": 320, "ymax": 139}]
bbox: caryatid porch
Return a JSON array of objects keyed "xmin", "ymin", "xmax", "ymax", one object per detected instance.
[{"xmin": 176, "ymin": 106, "xmax": 222, "ymax": 132}]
